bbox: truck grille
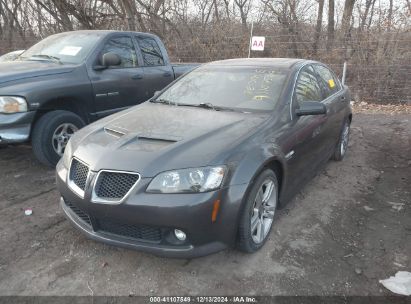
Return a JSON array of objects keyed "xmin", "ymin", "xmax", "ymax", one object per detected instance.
[
  {"xmin": 69, "ymin": 158, "xmax": 89, "ymax": 191},
  {"xmin": 94, "ymin": 171, "xmax": 140, "ymax": 201},
  {"xmin": 64, "ymin": 200, "xmax": 92, "ymax": 227},
  {"xmin": 97, "ymin": 219, "xmax": 162, "ymax": 243}
]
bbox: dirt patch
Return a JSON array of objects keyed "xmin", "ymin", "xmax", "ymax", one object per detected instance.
[{"xmin": 0, "ymin": 112, "xmax": 410, "ymax": 296}]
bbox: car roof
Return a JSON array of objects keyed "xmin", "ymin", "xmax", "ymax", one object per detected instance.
[
  {"xmin": 207, "ymin": 58, "xmax": 307, "ymax": 70},
  {"xmin": 54, "ymin": 30, "xmax": 158, "ymax": 39}
]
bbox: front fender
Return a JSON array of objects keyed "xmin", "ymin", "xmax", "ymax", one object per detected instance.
[
  {"xmin": 229, "ymin": 142, "xmax": 288, "ymax": 202},
  {"xmin": 226, "ymin": 142, "xmax": 288, "ymax": 236}
]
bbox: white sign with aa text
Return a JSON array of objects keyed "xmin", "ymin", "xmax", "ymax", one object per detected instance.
[{"xmin": 251, "ymin": 36, "xmax": 265, "ymax": 51}]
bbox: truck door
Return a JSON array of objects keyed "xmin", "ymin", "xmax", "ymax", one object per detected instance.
[
  {"xmin": 134, "ymin": 35, "xmax": 174, "ymax": 98},
  {"xmin": 88, "ymin": 35, "xmax": 146, "ymax": 117}
]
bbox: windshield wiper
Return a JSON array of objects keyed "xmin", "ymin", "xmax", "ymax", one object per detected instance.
[
  {"xmin": 177, "ymin": 102, "xmax": 235, "ymax": 111},
  {"xmin": 151, "ymin": 99, "xmax": 235, "ymax": 112},
  {"xmin": 151, "ymin": 98, "xmax": 176, "ymax": 105},
  {"xmin": 30, "ymin": 54, "xmax": 62, "ymax": 63}
]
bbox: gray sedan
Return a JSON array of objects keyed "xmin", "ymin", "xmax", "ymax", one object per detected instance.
[{"xmin": 56, "ymin": 58, "xmax": 352, "ymax": 258}]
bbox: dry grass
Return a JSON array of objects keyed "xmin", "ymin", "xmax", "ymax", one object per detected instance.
[{"xmin": 351, "ymin": 101, "xmax": 411, "ymax": 114}]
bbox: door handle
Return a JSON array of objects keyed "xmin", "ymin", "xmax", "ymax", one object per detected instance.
[
  {"xmin": 163, "ymin": 72, "xmax": 172, "ymax": 77},
  {"xmin": 131, "ymin": 74, "xmax": 143, "ymax": 80}
]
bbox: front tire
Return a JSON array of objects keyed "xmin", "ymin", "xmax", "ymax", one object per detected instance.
[
  {"xmin": 237, "ymin": 169, "xmax": 278, "ymax": 253},
  {"xmin": 332, "ymin": 119, "xmax": 350, "ymax": 161},
  {"xmin": 32, "ymin": 110, "xmax": 85, "ymax": 167}
]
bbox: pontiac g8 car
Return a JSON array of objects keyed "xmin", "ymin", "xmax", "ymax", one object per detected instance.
[{"xmin": 56, "ymin": 58, "xmax": 352, "ymax": 258}]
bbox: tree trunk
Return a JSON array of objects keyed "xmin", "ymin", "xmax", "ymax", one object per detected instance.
[
  {"xmin": 360, "ymin": 0, "xmax": 375, "ymax": 31},
  {"xmin": 120, "ymin": 0, "xmax": 136, "ymax": 31},
  {"xmin": 213, "ymin": 0, "xmax": 219, "ymax": 22},
  {"xmin": 341, "ymin": 0, "xmax": 356, "ymax": 40},
  {"xmin": 326, "ymin": 0, "xmax": 335, "ymax": 50},
  {"xmin": 387, "ymin": 0, "xmax": 393, "ymax": 32},
  {"xmin": 51, "ymin": 0, "xmax": 74, "ymax": 31},
  {"xmin": 313, "ymin": 0, "xmax": 325, "ymax": 56}
]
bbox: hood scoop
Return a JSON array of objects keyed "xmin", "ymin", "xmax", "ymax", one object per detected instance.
[
  {"xmin": 137, "ymin": 135, "xmax": 178, "ymax": 143},
  {"xmin": 104, "ymin": 126, "xmax": 127, "ymax": 138},
  {"xmin": 120, "ymin": 133, "xmax": 179, "ymax": 152}
]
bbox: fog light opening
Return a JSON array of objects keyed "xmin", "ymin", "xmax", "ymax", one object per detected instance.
[{"xmin": 174, "ymin": 229, "xmax": 186, "ymax": 241}]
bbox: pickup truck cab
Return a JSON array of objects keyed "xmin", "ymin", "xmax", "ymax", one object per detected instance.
[{"xmin": 0, "ymin": 30, "xmax": 197, "ymax": 166}]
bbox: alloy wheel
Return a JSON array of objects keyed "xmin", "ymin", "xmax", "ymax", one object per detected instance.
[
  {"xmin": 52, "ymin": 123, "xmax": 78, "ymax": 156},
  {"xmin": 340, "ymin": 123, "xmax": 350, "ymax": 156},
  {"xmin": 250, "ymin": 178, "xmax": 277, "ymax": 244}
]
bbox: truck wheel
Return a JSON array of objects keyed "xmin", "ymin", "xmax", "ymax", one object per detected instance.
[
  {"xmin": 237, "ymin": 169, "xmax": 278, "ymax": 253},
  {"xmin": 32, "ymin": 110, "xmax": 85, "ymax": 167}
]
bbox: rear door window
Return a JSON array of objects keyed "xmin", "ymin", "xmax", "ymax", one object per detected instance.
[
  {"xmin": 314, "ymin": 64, "xmax": 341, "ymax": 98},
  {"xmin": 136, "ymin": 36, "xmax": 165, "ymax": 66}
]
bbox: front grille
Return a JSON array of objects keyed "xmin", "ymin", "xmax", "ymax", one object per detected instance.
[
  {"xmin": 94, "ymin": 171, "xmax": 139, "ymax": 200},
  {"xmin": 64, "ymin": 200, "xmax": 92, "ymax": 227},
  {"xmin": 69, "ymin": 158, "xmax": 89, "ymax": 191},
  {"xmin": 97, "ymin": 219, "xmax": 162, "ymax": 242}
]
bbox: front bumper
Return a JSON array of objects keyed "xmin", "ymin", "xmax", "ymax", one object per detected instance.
[
  {"xmin": 0, "ymin": 112, "xmax": 35, "ymax": 144},
  {"xmin": 56, "ymin": 161, "xmax": 249, "ymax": 258}
]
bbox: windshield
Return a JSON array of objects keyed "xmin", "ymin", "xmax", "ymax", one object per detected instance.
[
  {"xmin": 157, "ymin": 65, "xmax": 288, "ymax": 111},
  {"xmin": 19, "ymin": 32, "xmax": 104, "ymax": 64}
]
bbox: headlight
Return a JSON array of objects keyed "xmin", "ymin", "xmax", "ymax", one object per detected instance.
[
  {"xmin": 0, "ymin": 96, "xmax": 27, "ymax": 113},
  {"xmin": 62, "ymin": 139, "xmax": 73, "ymax": 168},
  {"xmin": 146, "ymin": 166, "xmax": 226, "ymax": 193}
]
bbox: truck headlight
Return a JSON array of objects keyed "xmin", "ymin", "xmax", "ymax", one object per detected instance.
[
  {"xmin": 0, "ymin": 96, "xmax": 28, "ymax": 113},
  {"xmin": 146, "ymin": 166, "xmax": 226, "ymax": 193}
]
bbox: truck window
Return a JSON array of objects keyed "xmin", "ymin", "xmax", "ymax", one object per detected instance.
[
  {"xmin": 136, "ymin": 36, "xmax": 164, "ymax": 66},
  {"xmin": 101, "ymin": 36, "xmax": 138, "ymax": 68}
]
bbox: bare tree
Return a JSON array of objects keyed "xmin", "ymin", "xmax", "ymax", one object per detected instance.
[
  {"xmin": 233, "ymin": 0, "xmax": 250, "ymax": 34},
  {"xmin": 326, "ymin": 0, "xmax": 335, "ymax": 50},
  {"xmin": 0, "ymin": 0, "xmax": 409, "ymax": 104},
  {"xmin": 341, "ymin": 0, "xmax": 357, "ymax": 39},
  {"xmin": 313, "ymin": 0, "xmax": 324, "ymax": 55}
]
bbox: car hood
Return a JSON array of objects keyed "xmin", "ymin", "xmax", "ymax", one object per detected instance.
[
  {"xmin": 71, "ymin": 102, "xmax": 269, "ymax": 177},
  {"xmin": 0, "ymin": 61, "xmax": 75, "ymax": 85}
]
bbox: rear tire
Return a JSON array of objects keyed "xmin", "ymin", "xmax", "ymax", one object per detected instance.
[
  {"xmin": 237, "ymin": 169, "xmax": 278, "ymax": 253},
  {"xmin": 332, "ymin": 119, "xmax": 350, "ymax": 161},
  {"xmin": 32, "ymin": 110, "xmax": 84, "ymax": 167}
]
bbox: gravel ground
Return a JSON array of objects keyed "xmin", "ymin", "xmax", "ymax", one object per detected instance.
[{"xmin": 0, "ymin": 112, "xmax": 410, "ymax": 296}]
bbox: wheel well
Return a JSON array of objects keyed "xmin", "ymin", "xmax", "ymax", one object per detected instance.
[
  {"xmin": 264, "ymin": 159, "xmax": 284, "ymax": 196},
  {"xmin": 30, "ymin": 99, "xmax": 88, "ymax": 141},
  {"xmin": 32, "ymin": 98, "xmax": 88, "ymax": 128},
  {"xmin": 246, "ymin": 159, "xmax": 284, "ymax": 205}
]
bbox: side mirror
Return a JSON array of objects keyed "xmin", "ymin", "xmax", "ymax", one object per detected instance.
[
  {"xmin": 102, "ymin": 52, "xmax": 121, "ymax": 67},
  {"xmin": 295, "ymin": 101, "xmax": 326, "ymax": 116}
]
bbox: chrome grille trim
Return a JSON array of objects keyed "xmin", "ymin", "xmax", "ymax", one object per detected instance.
[
  {"xmin": 67, "ymin": 157, "xmax": 90, "ymax": 198},
  {"xmin": 91, "ymin": 170, "xmax": 140, "ymax": 204}
]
